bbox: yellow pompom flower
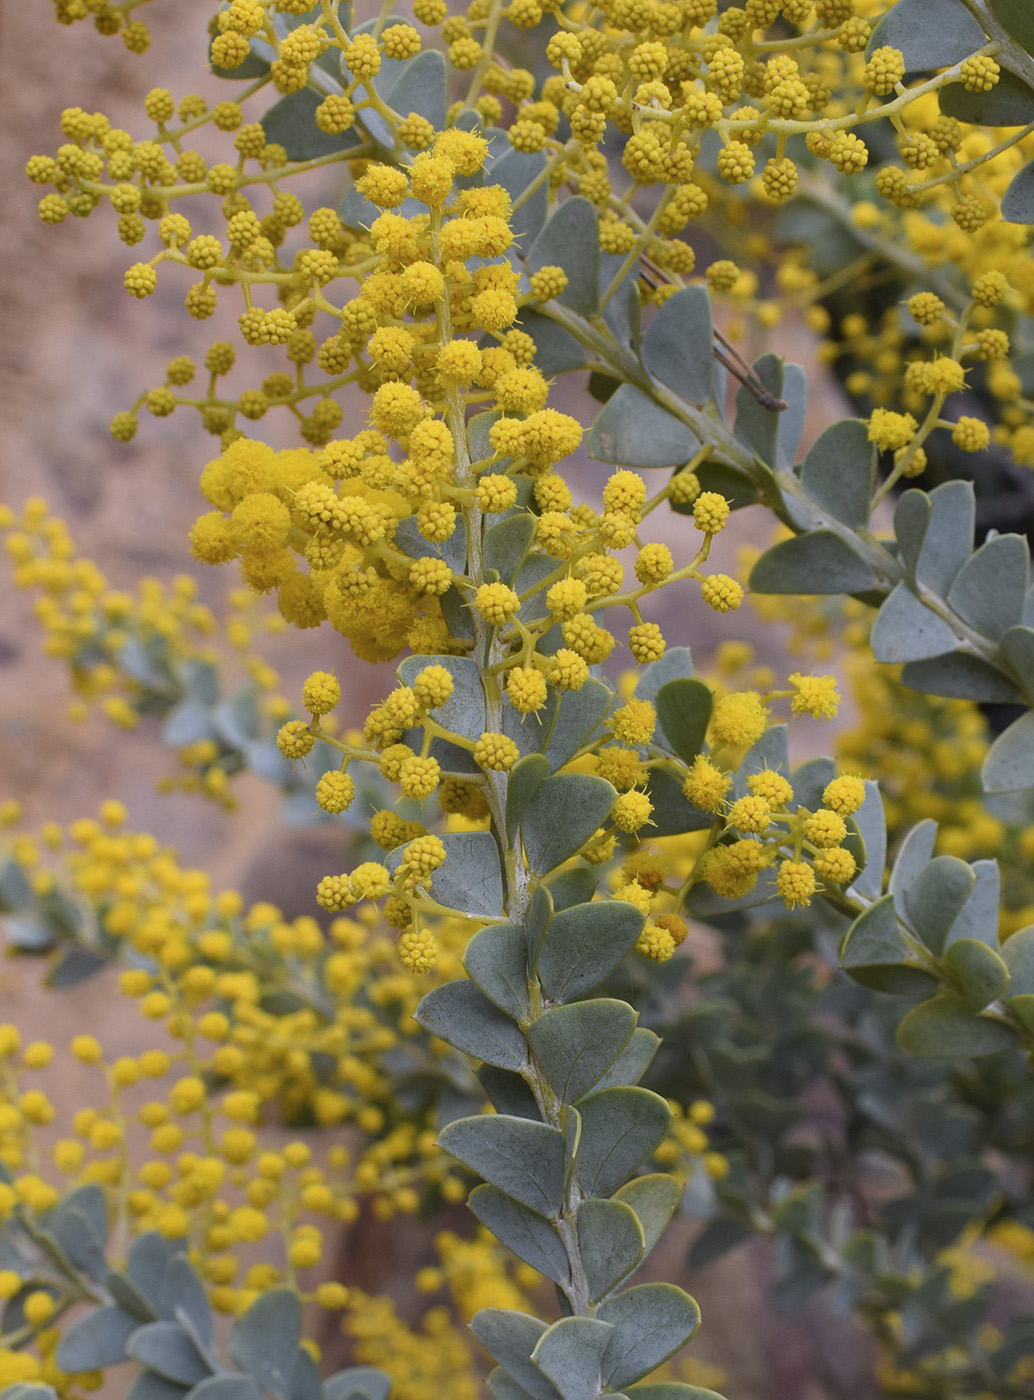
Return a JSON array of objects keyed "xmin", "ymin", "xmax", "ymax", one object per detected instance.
[
  {"xmin": 548, "ymin": 649, "xmax": 589, "ymax": 691},
  {"xmin": 952, "ymin": 417, "xmax": 990, "ymax": 453},
  {"xmin": 628, "ymin": 623, "xmax": 666, "ymax": 664},
  {"xmin": 868, "ymin": 408, "xmax": 917, "ymax": 451},
  {"xmin": 611, "ymin": 790, "xmax": 654, "ymax": 834},
  {"xmin": 474, "ymin": 732, "xmax": 520, "ymax": 771},
  {"xmin": 693, "ymin": 492, "xmax": 731, "ymax": 535},
  {"xmin": 507, "ymin": 666, "xmax": 549, "ymax": 714},
  {"xmin": 777, "ymin": 859, "xmax": 816, "ymax": 908},
  {"xmin": 611, "ymin": 699, "xmax": 656, "ymax": 745},
  {"xmin": 315, "ymin": 771, "xmax": 356, "ymax": 814},
  {"xmin": 475, "ymin": 582, "xmax": 521, "ymax": 625},
  {"xmin": 399, "ymin": 927, "xmax": 438, "ymax": 973},
  {"xmin": 788, "ymin": 673, "xmax": 840, "ymax": 720},
  {"xmin": 727, "ymin": 795, "xmax": 771, "ymax": 834},
  {"xmin": 301, "ymin": 671, "xmax": 340, "ymax": 716},
  {"xmin": 683, "ymin": 756, "xmax": 731, "ymax": 812},
  {"xmin": 813, "ymin": 847, "xmax": 857, "ymax": 884},
  {"xmin": 701, "ymin": 575, "xmax": 744, "ymax": 613},
  {"xmin": 413, "ymin": 665, "xmax": 454, "ymax": 710},
  {"xmin": 804, "ymin": 809, "xmax": 848, "ymax": 849},
  {"xmin": 634, "ymin": 544, "xmax": 673, "ymax": 585},
  {"xmin": 822, "ymin": 775, "xmax": 867, "ymax": 815},
  {"xmin": 710, "ymin": 691, "xmax": 767, "ymax": 747},
  {"xmin": 636, "ymin": 924, "xmax": 676, "ymax": 962},
  {"xmin": 748, "ymin": 769, "xmax": 793, "ymax": 807}
]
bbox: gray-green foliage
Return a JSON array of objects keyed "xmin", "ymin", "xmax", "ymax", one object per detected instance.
[
  {"xmin": 0, "ymin": 1187, "xmax": 388, "ymax": 1400},
  {"xmin": 418, "ymin": 933, "xmax": 709, "ymax": 1400}
]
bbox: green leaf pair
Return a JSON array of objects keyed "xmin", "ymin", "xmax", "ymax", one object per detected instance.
[{"xmin": 473, "ymin": 1282, "xmax": 701, "ymax": 1400}]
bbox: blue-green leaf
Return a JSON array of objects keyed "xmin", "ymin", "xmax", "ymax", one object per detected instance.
[
  {"xmin": 945, "ymin": 859, "xmax": 1000, "ymax": 948},
  {"xmin": 613, "ymin": 1174, "xmax": 682, "ymax": 1259},
  {"xmin": 897, "ymin": 997, "xmax": 1019, "ymax": 1058},
  {"xmin": 187, "ymin": 1380, "xmax": 263, "ymax": 1400},
  {"xmin": 521, "ymin": 774, "xmax": 616, "ymax": 876},
  {"xmin": 643, "ymin": 768, "xmax": 715, "ymax": 838},
  {"xmin": 634, "ymin": 648, "xmax": 694, "ymax": 704},
  {"xmin": 229, "ymin": 1290, "xmax": 301, "ymax": 1400},
  {"xmin": 528, "ymin": 1000, "xmax": 636, "ymax": 1104},
  {"xmin": 463, "ymin": 924, "xmax": 531, "ymax": 1021},
  {"xmin": 397, "ymin": 654, "xmax": 483, "ymax": 737},
  {"xmin": 945, "ymin": 938, "xmax": 1009, "ymax": 1008},
  {"xmin": 162, "ymin": 701, "xmax": 216, "ymax": 748},
  {"xmin": 47, "ymin": 948, "xmax": 109, "ymax": 987},
  {"xmin": 491, "ymin": 149, "xmax": 549, "ymax": 245},
  {"xmin": 394, "ymin": 513, "xmax": 467, "ymax": 573},
  {"xmin": 909, "ymin": 480, "xmax": 975, "ymax": 593},
  {"xmin": 640, "ymin": 287, "xmax": 713, "ymax": 406},
  {"xmin": 732, "ymin": 725, "xmax": 789, "ymax": 800},
  {"xmin": 654, "ymin": 679, "xmax": 713, "ymax": 765},
  {"xmin": 592, "ymin": 1029, "xmax": 660, "ymax": 1092},
  {"xmin": 598, "ymin": 1283, "xmax": 701, "ymax": 1390},
  {"xmin": 1003, "ymin": 156, "xmax": 1034, "ymax": 223},
  {"xmin": 487, "ymin": 1368, "xmax": 547, "ymax": 1400},
  {"xmin": 386, "ymin": 49, "xmax": 446, "ymax": 129},
  {"xmin": 261, "ymin": 89, "xmax": 360, "ymax": 161},
  {"xmin": 1001, "ymin": 624, "xmax": 1034, "ymax": 698},
  {"xmin": 517, "ymin": 311, "xmax": 591, "ymax": 373},
  {"xmin": 890, "ymin": 820, "xmax": 939, "ymax": 918},
  {"xmin": 126, "ymin": 1323, "xmax": 209, "ymax": 1388},
  {"xmin": 534, "ymin": 901, "xmax": 645, "ymax": 1003},
  {"xmin": 478, "ymin": 1066, "xmax": 542, "ymax": 1121},
  {"xmin": 1001, "ymin": 925, "xmax": 1034, "ymax": 994},
  {"xmin": 627, "ymin": 1385, "xmax": 727, "ymax": 1400},
  {"xmin": 507, "ymin": 755, "xmax": 550, "ymax": 843},
  {"xmin": 414, "ymin": 981, "xmax": 528, "ymax": 1070},
  {"xmin": 903, "ymin": 856, "xmax": 976, "ymax": 955},
  {"xmin": 732, "ymin": 356, "xmax": 805, "ymax": 470},
  {"xmin": 942, "ymin": 69, "xmax": 1034, "ymax": 128},
  {"xmin": 870, "ymin": 581, "xmax": 961, "ymax": 662},
  {"xmin": 472, "ymin": 1312, "xmax": 561, "ymax": 1400},
  {"xmin": 947, "ymin": 533, "xmax": 1029, "ymax": 640},
  {"xmin": 574, "ymin": 1087, "xmax": 670, "ymax": 1198},
  {"xmin": 866, "ymin": 0, "xmax": 985, "ymax": 68},
  {"xmin": 106, "ymin": 1270, "xmax": 157, "ymax": 1323},
  {"xmin": 484, "ymin": 514, "xmax": 535, "ymax": 585},
  {"xmin": 531, "ymin": 1317, "xmax": 614, "ymax": 1400},
  {"xmin": 749, "ymin": 531, "xmax": 878, "ymax": 594},
  {"xmin": 900, "ymin": 651, "xmax": 1021, "ymax": 703},
  {"xmin": 123, "ymin": 1374, "xmax": 186, "ymax": 1400},
  {"xmin": 56, "ymin": 1307, "xmax": 139, "ymax": 1372},
  {"xmin": 845, "ymin": 780, "xmax": 884, "ymax": 902},
  {"xmin": 577, "ymin": 1198, "xmax": 645, "ymax": 1302},
  {"xmin": 439, "ymin": 1116, "xmax": 565, "ymax": 1216},
  {"xmin": 991, "ymin": 0, "xmax": 1034, "ymax": 52},
  {"xmin": 841, "ymin": 894, "xmax": 936, "ymax": 996},
  {"xmin": 590, "ymin": 386, "xmax": 699, "ymax": 469},
  {"xmin": 323, "ymin": 1368, "xmax": 391, "ymax": 1400},
  {"xmin": 527, "ymin": 198, "xmax": 600, "ymax": 318},
  {"xmin": 799, "ymin": 419, "xmax": 875, "ymax": 528},
  {"xmin": 983, "ymin": 710, "xmax": 1034, "ymax": 792},
  {"xmin": 126, "ymin": 1234, "xmax": 185, "ymax": 1310},
  {"xmin": 544, "ymin": 680, "xmax": 614, "ymax": 772},
  {"xmin": 425, "ymin": 831, "xmax": 505, "ymax": 918},
  {"xmin": 544, "ymin": 868, "xmax": 597, "ymax": 912},
  {"xmin": 469, "ymin": 1187, "xmax": 570, "ymax": 1285}
]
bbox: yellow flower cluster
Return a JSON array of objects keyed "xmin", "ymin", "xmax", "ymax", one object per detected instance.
[
  {"xmin": 0, "ymin": 498, "xmax": 295, "ymax": 805},
  {"xmin": 0, "ymin": 805, "xmax": 476, "ymax": 1226}
]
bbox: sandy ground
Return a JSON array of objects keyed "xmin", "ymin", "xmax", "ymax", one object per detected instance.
[{"xmin": 0, "ymin": 2, "xmax": 881, "ymax": 1393}]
